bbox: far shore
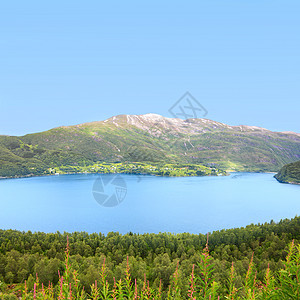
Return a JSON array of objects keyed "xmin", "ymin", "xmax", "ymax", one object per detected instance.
[{"xmin": 0, "ymin": 170, "xmax": 282, "ymax": 181}]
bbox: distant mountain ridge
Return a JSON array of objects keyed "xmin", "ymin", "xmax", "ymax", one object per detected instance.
[
  {"xmin": 73, "ymin": 113, "xmax": 273, "ymax": 133},
  {"xmin": 1, "ymin": 114, "xmax": 300, "ymax": 177}
]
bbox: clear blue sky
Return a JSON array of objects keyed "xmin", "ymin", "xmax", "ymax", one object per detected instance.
[{"xmin": 0, "ymin": 1, "xmax": 299, "ymax": 136}]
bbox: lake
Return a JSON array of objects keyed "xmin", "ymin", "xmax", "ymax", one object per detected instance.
[{"xmin": 0, "ymin": 173, "xmax": 299, "ymax": 234}]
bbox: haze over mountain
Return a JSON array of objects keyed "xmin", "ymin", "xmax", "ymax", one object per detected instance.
[{"xmin": 1, "ymin": 114, "xmax": 300, "ymax": 177}]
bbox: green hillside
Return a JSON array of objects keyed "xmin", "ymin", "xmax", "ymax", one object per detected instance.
[
  {"xmin": 275, "ymin": 160, "xmax": 300, "ymax": 184},
  {"xmin": 1, "ymin": 114, "xmax": 300, "ymax": 177}
]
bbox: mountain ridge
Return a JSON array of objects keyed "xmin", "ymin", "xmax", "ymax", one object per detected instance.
[
  {"xmin": 1, "ymin": 114, "xmax": 300, "ymax": 177},
  {"xmin": 57, "ymin": 114, "xmax": 276, "ymax": 133},
  {"xmin": 8, "ymin": 113, "xmax": 295, "ymax": 137}
]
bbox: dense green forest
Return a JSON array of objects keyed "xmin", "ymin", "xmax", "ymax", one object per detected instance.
[
  {"xmin": 275, "ymin": 160, "xmax": 300, "ymax": 184},
  {"xmin": 1, "ymin": 216, "xmax": 300, "ymax": 298}
]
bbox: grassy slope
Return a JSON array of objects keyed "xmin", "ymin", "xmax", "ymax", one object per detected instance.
[
  {"xmin": 275, "ymin": 160, "xmax": 300, "ymax": 184},
  {"xmin": 1, "ymin": 116, "xmax": 300, "ymax": 177}
]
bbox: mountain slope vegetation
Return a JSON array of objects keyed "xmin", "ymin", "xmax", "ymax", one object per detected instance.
[
  {"xmin": 1, "ymin": 114, "xmax": 300, "ymax": 177},
  {"xmin": 275, "ymin": 160, "xmax": 300, "ymax": 184}
]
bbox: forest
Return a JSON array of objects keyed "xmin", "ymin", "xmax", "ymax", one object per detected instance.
[
  {"xmin": 275, "ymin": 160, "xmax": 300, "ymax": 184},
  {"xmin": 1, "ymin": 216, "xmax": 300, "ymax": 299}
]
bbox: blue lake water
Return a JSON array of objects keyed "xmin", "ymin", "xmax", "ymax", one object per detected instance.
[{"xmin": 0, "ymin": 173, "xmax": 299, "ymax": 234}]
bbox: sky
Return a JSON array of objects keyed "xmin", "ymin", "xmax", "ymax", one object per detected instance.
[{"xmin": 0, "ymin": 1, "xmax": 299, "ymax": 136}]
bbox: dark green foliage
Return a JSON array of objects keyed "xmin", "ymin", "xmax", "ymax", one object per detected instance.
[
  {"xmin": 275, "ymin": 160, "xmax": 300, "ymax": 184},
  {"xmin": 1, "ymin": 217, "xmax": 300, "ymax": 298},
  {"xmin": 1, "ymin": 234, "xmax": 300, "ymax": 298}
]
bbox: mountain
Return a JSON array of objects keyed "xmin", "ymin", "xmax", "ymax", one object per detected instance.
[
  {"xmin": 275, "ymin": 160, "xmax": 300, "ymax": 184},
  {"xmin": 1, "ymin": 113, "xmax": 300, "ymax": 177}
]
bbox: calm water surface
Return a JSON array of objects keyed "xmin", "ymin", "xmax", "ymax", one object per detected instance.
[{"xmin": 0, "ymin": 173, "xmax": 299, "ymax": 234}]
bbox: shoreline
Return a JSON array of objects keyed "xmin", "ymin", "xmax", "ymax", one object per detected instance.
[
  {"xmin": 0, "ymin": 162, "xmax": 227, "ymax": 180},
  {"xmin": 274, "ymin": 177, "xmax": 300, "ymax": 185},
  {"xmin": 0, "ymin": 170, "xmax": 281, "ymax": 181},
  {"xmin": 0, "ymin": 171, "xmax": 226, "ymax": 180},
  {"xmin": 1, "ymin": 214, "xmax": 299, "ymax": 235}
]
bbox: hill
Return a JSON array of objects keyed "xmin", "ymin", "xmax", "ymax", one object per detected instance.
[
  {"xmin": 275, "ymin": 160, "xmax": 300, "ymax": 184},
  {"xmin": 1, "ymin": 114, "xmax": 300, "ymax": 177}
]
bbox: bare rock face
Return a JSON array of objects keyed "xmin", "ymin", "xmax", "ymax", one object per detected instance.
[{"xmin": 93, "ymin": 113, "xmax": 273, "ymax": 135}]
